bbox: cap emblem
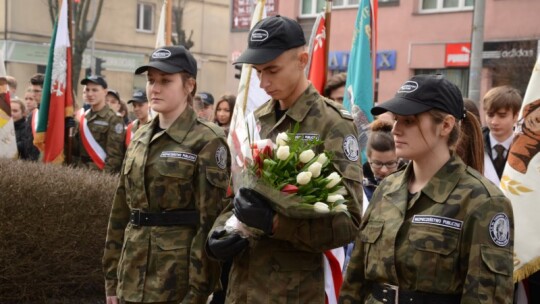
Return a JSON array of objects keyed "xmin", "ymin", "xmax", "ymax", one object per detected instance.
[
  {"xmin": 152, "ymin": 49, "xmax": 171, "ymax": 59},
  {"xmin": 251, "ymin": 29, "xmax": 269, "ymax": 42},
  {"xmin": 397, "ymin": 81, "xmax": 419, "ymax": 94}
]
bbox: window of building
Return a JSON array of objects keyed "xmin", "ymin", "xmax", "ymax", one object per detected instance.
[
  {"xmin": 301, "ymin": 0, "xmax": 360, "ymax": 16},
  {"xmin": 415, "ymin": 68, "xmax": 469, "ymax": 96},
  {"xmin": 136, "ymin": 3, "xmax": 154, "ymax": 32},
  {"xmin": 420, "ymin": 0, "xmax": 473, "ymax": 12}
]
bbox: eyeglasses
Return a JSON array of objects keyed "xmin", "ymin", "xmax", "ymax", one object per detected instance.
[{"xmin": 369, "ymin": 160, "xmax": 399, "ymax": 169}]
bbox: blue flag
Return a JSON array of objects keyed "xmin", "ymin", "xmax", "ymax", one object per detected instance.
[{"xmin": 343, "ymin": 0, "xmax": 374, "ymax": 162}]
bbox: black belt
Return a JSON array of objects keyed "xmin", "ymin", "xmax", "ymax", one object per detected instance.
[
  {"xmin": 372, "ymin": 283, "xmax": 461, "ymax": 304},
  {"xmin": 130, "ymin": 209, "xmax": 199, "ymax": 227}
]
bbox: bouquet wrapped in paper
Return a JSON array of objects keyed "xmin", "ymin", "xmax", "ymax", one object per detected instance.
[{"xmin": 226, "ymin": 123, "xmax": 350, "ymax": 237}]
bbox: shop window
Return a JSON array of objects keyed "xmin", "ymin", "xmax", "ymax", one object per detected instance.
[
  {"xmin": 420, "ymin": 0, "xmax": 473, "ymax": 13},
  {"xmin": 136, "ymin": 2, "xmax": 154, "ymax": 32}
]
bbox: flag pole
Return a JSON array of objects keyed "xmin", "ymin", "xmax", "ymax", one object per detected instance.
[
  {"xmin": 324, "ymin": 0, "xmax": 333, "ymax": 82},
  {"xmin": 65, "ymin": 0, "xmax": 74, "ymax": 165}
]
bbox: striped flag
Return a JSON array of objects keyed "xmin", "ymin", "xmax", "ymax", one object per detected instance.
[
  {"xmin": 501, "ymin": 58, "xmax": 540, "ymax": 283},
  {"xmin": 33, "ymin": 0, "xmax": 74, "ymax": 163},
  {"xmin": 343, "ymin": 0, "xmax": 377, "ymax": 161}
]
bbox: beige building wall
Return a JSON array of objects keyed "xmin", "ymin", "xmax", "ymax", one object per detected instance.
[{"xmin": 0, "ymin": 0, "xmax": 231, "ymax": 107}]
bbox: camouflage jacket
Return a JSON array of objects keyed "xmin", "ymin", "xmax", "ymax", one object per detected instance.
[
  {"xmin": 340, "ymin": 155, "xmax": 514, "ymax": 304},
  {"xmin": 74, "ymin": 104, "xmax": 126, "ymax": 173},
  {"xmin": 103, "ymin": 106, "xmax": 230, "ymax": 303},
  {"xmin": 209, "ymin": 84, "xmax": 363, "ymax": 304}
]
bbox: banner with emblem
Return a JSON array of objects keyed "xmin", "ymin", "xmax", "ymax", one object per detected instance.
[
  {"xmin": 33, "ymin": 0, "xmax": 74, "ymax": 164},
  {"xmin": 343, "ymin": 0, "xmax": 377, "ymax": 162},
  {"xmin": 501, "ymin": 58, "xmax": 540, "ymax": 282}
]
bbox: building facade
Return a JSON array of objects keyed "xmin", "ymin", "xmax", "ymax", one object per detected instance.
[
  {"xmin": 0, "ymin": 0, "xmax": 231, "ymax": 106},
  {"xmin": 227, "ymin": 0, "xmax": 540, "ymax": 109}
]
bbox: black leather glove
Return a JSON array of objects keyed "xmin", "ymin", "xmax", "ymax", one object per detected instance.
[
  {"xmin": 65, "ymin": 116, "xmax": 75, "ymax": 129},
  {"xmin": 206, "ymin": 229, "xmax": 249, "ymax": 261},
  {"xmin": 233, "ymin": 187, "xmax": 275, "ymax": 235}
]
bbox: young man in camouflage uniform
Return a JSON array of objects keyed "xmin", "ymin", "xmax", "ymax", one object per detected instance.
[
  {"xmin": 206, "ymin": 15, "xmax": 363, "ymax": 304},
  {"xmin": 125, "ymin": 90, "xmax": 150, "ymax": 147},
  {"xmin": 103, "ymin": 46, "xmax": 230, "ymax": 304},
  {"xmin": 339, "ymin": 75, "xmax": 514, "ymax": 304},
  {"xmin": 74, "ymin": 75, "xmax": 125, "ymax": 173}
]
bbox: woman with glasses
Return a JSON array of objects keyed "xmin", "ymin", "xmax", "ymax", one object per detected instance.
[{"xmin": 363, "ymin": 119, "xmax": 403, "ymax": 201}]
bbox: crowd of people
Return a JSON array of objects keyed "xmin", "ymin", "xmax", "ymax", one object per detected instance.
[{"xmin": 6, "ymin": 14, "xmax": 534, "ymax": 304}]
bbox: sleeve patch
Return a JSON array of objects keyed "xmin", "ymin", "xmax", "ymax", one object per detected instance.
[
  {"xmin": 343, "ymin": 134, "xmax": 360, "ymax": 162},
  {"xmin": 215, "ymin": 145, "xmax": 228, "ymax": 169},
  {"xmin": 489, "ymin": 213, "xmax": 510, "ymax": 247}
]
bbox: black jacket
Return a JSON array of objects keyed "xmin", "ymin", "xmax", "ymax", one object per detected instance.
[{"xmin": 14, "ymin": 118, "xmax": 39, "ymax": 161}]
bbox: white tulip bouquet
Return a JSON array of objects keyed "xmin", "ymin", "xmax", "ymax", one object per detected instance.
[{"xmin": 244, "ymin": 124, "xmax": 349, "ymax": 217}]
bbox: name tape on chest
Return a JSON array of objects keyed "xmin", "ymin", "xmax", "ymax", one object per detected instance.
[
  {"xmin": 160, "ymin": 151, "xmax": 197, "ymax": 162},
  {"xmin": 294, "ymin": 133, "xmax": 320, "ymax": 141},
  {"xmin": 215, "ymin": 145, "xmax": 227, "ymax": 169},
  {"xmin": 412, "ymin": 215, "xmax": 463, "ymax": 230},
  {"xmin": 489, "ymin": 213, "xmax": 510, "ymax": 247},
  {"xmin": 92, "ymin": 120, "xmax": 109, "ymax": 126}
]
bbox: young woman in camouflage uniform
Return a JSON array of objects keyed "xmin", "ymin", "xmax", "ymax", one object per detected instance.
[
  {"xmin": 103, "ymin": 46, "xmax": 230, "ymax": 304},
  {"xmin": 340, "ymin": 75, "xmax": 514, "ymax": 304}
]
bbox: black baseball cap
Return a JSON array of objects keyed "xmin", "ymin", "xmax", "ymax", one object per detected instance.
[
  {"xmin": 127, "ymin": 90, "xmax": 148, "ymax": 104},
  {"xmin": 135, "ymin": 46, "xmax": 197, "ymax": 77},
  {"xmin": 234, "ymin": 15, "xmax": 306, "ymax": 65},
  {"xmin": 107, "ymin": 89, "xmax": 120, "ymax": 100},
  {"xmin": 198, "ymin": 92, "xmax": 214, "ymax": 105},
  {"xmin": 81, "ymin": 75, "xmax": 108, "ymax": 89},
  {"xmin": 372, "ymin": 74, "xmax": 466, "ymax": 120}
]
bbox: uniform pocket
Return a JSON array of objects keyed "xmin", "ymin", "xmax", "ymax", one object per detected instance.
[
  {"xmin": 408, "ymin": 225, "xmax": 460, "ymax": 288},
  {"xmin": 361, "ymin": 220, "xmax": 384, "ymax": 277},
  {"xmin": 156, "ymin": 160, "xmax": 196, "ymax": 209},
  {"xmin": 477, "ymin": 245, "xmax": 513, "ymax": 304},
  {"xmin": 155, "ymin": 229, "xmax": 191, "ymax": 296}
]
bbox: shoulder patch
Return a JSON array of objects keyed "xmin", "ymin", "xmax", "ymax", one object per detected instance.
[
  {"xmin": 114, "ymin": 123, "xmax": 124, "ymax": 134},
  {"xmin": 343, "ymin": 134, "xmax": 359, "ymax": 162},
  {"xmin": 489, "ymin": 213, "xmax": 510, "ymax": 247},
  {"xmin": 215, "ymin": 144, "xmax": 228, "ymax": 169}
]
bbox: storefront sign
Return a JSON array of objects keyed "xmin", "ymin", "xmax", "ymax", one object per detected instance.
[
  {"xmin": 377, "ymin": 50, "xmax": 397, "ymax": 70},
  {"xmin": 328, "ymin": 51, "xmax": 349, "ymax": 71},
  {"xmin": 231, "ymin": 0, "xmax": 278, "ymax": 31},
  {"xmin": 445, "ymin": 43, "xmax": 470, "ymax": 67},
  {"xmin": 483, "ymin": 40, "xmax": 537, "ymax": 65}
]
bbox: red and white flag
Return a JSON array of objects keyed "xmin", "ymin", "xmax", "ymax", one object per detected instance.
[
  {"xmin": 33, "ymin": 0, "xmax": 73, "ymax": 163},
  {"xmin": 307, "ymin": 13, "xmax": 327, "ymax": 94}
]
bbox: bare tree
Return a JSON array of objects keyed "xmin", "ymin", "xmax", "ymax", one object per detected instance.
[
  {"xmin": 48, "ymin": 0, "xmax": 104, "ymax": 95},
  {"xmin": 171, "ymin": 0, "xmax": 194, "ymax": 49}
]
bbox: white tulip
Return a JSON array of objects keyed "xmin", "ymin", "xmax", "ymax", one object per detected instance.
[
  {"xmin": 329, "ymin": 187, "xmax": 348, "ymax": 196},
  {"xmin": 325, "ymin": 172, "xmax": 342, "ymax": 189},
  {"xmin": 276, "ymin": 132, "xmax": 289, "ymax": 146},
  {"xmin": 276, "ymin": 145, "xmax": 290, "ymax": 160},
  {"xmin": 296, "ymin": 171, "xmax": 312, "ymax": 185},
  {"xmin": 307, "ymin": 162, "xmax": 322, "ymax": 178},
  {"xmin": 316, "ymin": 153, "xmax": 328, "ymax": 165},
  {"xmin": 299, "ymin": 149, "xmax": 316, "ymax": 163},
  {"xmin": 327, "ymin": 194, "xmax": 345, "ymax": 203},
  {"xmin": 314, "ymin": 202, "xmax": 330, "ymax": 213},
  {"xmin": 333, "ymin": 204, "xmax": 348, "ymax": 212}
]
